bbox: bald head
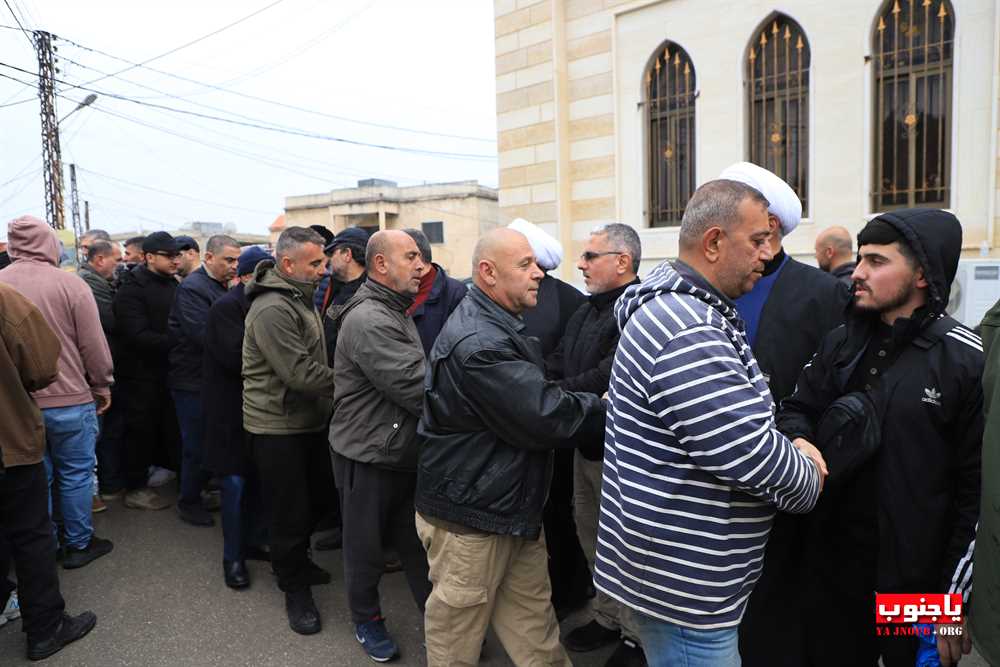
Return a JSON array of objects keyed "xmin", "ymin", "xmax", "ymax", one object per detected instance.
[
  {"xmin": 366, "ymin": 229, "xmax": 426, "ymax": 295},
  {"xmin": 473, "ymin": 228, "xmax": 545, "ymax": 314},
  {"xmin": 814, "ymin": 225, "xmax": 854, "ymax": 272}
]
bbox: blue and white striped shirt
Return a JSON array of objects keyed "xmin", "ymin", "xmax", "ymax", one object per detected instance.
[{"xmin": 594, "ymin": 259, "xmax": 821, "ymax": 629}]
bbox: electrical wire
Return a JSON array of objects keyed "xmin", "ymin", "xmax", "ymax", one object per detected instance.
[{"xmin": 2, "ymin": 0, "xmax": 33, "ymax": 50}]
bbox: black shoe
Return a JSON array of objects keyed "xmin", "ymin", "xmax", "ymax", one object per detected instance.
[
  {"xmin": 176, "ymin": 502, "xmax": 214, "ymax": 527},
  {"xmin": 314, "ymin": 527, "xmax": 342, "ymax": 551},
  {"xmin": 305, "ymin": 560, "xmax": 332, "ymax": 585},
  {"xmin": 62, "ymin": 536, "xmax": 114, "ymax": 570},
  {"xmin": 245, "ymin": 545, "xmax": 270, "ymax": 562},
  {"xmin": 285, "ymin": 590, "xmax": 321, "ymax": 635},
  {"xmin": 564, "ymin": 619, "xmax": 621, "ymax": 652},
  {"xmin": 27, "ymin": 611, "xmax": 97, "ymax": 661},
  {"xmin": 604, "ymin": 639, "xmax": 647, "ymax": 667},
  {"xmin": 224, "ymin": 560, "xmax": 250, "ymax": 590}
]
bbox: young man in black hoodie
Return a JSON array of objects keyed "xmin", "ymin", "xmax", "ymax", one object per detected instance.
[{"xmin": 777, "ymin": 209, "xmax": 982, "ymax": 666}]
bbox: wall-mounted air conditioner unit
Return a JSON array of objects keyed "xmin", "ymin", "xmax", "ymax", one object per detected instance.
[{"xmin": 947, "ymin": 260, "xmax": 1000, "ymax": 328}]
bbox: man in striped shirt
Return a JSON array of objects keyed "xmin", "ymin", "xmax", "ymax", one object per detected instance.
[{"xmin": 595, "ymin": 179, "xmax": 826, "ymax": 666}]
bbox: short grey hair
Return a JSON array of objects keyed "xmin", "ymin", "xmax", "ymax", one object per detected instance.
[
  {"xmin": 206, "ymin": 234, "xmax": 240, "ymax": 255},
  {"xmin": 275, "ymin": 226, "xmax": 324, "ymax": 261},
  {"xmin": 403, "ymin": 228, "xmax": 432, "ymax": 264},
  {"xmin": 678, "ymin": 180, "xmax": 769, "ymax": 250},
  {"xmin": 86, "ymin": 240, "xmax": 114, "ymax": 262},
  {"xmin": 81, "ymin": 229, "xmax": 111, "ymax": 243},
  {"xmin": 592, "ymin": 223, "xmax": 641, "ymax": 274}
]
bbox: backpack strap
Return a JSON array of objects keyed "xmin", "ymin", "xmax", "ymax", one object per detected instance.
[{"xmin": 913, "ymin": 314, "xmax": 958, "ymax": 350}]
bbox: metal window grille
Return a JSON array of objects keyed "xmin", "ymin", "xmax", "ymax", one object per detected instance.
[
  {"xmin": 872, "ymin": 0, "xmax": 953, "ymax": 211},
  {"xmin": 647, "ymin": 42, "xmax": 696, "ymax": 227},
  {"xmin": 747, "ymin": 15, "xmax": 811, "ymax": 216},
  {"xmin": 422, "ymin": 221, "xmax": 444, "ymax": 244}
]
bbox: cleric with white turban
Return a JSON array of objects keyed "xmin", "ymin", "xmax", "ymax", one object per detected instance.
[
  {"xmin": 507, "ymin": 218, "xmax": 563, "ymax": 271},
  {"xmin": 719, "ymin": 161, "xmax": 802, "ymax": 238}
]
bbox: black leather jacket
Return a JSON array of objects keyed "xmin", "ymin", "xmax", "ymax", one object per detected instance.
[{"xmin": 416, "ymin": 287, "xmax": 605, "ymax": 539}]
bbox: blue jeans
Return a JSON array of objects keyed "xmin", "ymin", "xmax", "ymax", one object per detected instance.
[
  {"xmin": 220, "ymin": 474, "xmax": 268, "ymax": 562},
  {"xmin": 42, "ymin": 403, "xmax": 98, "ymax": 550},
  {"xmin": 633, "ymin": 612, "xmax": 741, "ymax": 667},
  {"xmin": 172, "ymin": 389, "xmax": 209, "ymax": 508}
]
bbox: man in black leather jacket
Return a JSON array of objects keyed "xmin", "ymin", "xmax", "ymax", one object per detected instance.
[{"xmin": 415, "ymin": 227, "xmax": 604, "ymax": 667}]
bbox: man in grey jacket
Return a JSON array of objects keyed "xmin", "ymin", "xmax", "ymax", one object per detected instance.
[{"xmin": 328, "ymin": 229, "xmax": 429, "ymax": 663}]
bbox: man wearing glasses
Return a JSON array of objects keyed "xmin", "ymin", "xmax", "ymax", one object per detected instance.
[{"xmin": 113, "ymin": 232, "xmax": 182, "ymax": 512}]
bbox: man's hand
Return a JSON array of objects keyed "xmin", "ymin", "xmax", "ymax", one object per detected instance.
[
  {"xmin": 792, "ymin": 437, "xmax": 828, "ymax": 491},
  {"xmin": 936, "ymin": 621, "xmax": 972, "ymax": 666},
  {"xmin": 94, "ymin": 392, "xmax": 112, "ymax": 416}
]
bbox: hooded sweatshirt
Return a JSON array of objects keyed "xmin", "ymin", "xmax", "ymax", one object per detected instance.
[
  {"xmin": 593, "ymin": 258, "xmax": 821, "ymax": 630},
  {"xmin": 0, "ymin": 216, "xmax": 113, "ymax": 409}
]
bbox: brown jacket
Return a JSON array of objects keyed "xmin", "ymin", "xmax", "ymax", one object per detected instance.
[
  {"xmin": 0, "ymin": 216, "xmax": 113, "ymax": 408},
  {"xmin": 0, "ymin": 282, "xmax": 61, "ymax": 467}
]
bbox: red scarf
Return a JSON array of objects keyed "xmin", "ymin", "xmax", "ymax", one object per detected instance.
[{"xmin": 407, "ymin": 264, "xmax": 437, "ymax": 315}]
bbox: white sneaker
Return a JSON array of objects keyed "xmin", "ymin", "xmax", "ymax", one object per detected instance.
[
  {"xmin": 147, "ymin": 466, "xmax": 176, "ymax": 488},
  {"xmin": 0, "ymin": 591, "xmax": 20, "ymax": 627}
]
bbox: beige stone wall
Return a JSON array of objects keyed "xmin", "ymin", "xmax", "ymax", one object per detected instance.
[{"xmin": 496, "ymin": 0, "xmax": 1000, "ymax": 282}]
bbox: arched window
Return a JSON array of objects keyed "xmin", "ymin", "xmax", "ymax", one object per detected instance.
[
  {"xmin": 646, "ymin": 41, "xmax": 696, "ymax": 227},
  {"xmin": 872, "ymin": 0, "xmax": 954, "ymax": 210},
  {"xmin": 746, "ymin": 15, "xmax": 810, "ymax": 215}
]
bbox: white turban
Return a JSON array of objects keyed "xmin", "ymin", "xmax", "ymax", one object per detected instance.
[
  {"xmin": 507, "ymin": 218, "xmax": 563, "ymax": 271},
  {"xmin": 718, "ymin": 162, "xmax": 802, "ymax": 237}
]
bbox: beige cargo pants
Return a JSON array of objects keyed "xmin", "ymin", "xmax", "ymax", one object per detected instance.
[{"xmin": 415, "ymin": 512, "xmax": 572, "ymax": 667}]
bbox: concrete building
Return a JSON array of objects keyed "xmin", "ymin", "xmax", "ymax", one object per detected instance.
[
  {"xmin": 285, "ymin": 179, "xmax": 499, "ymax": 278},
  {"xmin": 492, "ymin": 0, "xmax": 1000, "ymax": 279}
]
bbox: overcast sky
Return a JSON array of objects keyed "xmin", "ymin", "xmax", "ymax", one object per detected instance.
[{"xmin": 0, "ymin": 0, "xmax": 498, "ymax": 235}]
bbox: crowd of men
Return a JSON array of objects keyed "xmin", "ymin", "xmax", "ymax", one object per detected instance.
[{"xmin": 1, "ymin": 157, "xmax": 999, "ymax": 667}]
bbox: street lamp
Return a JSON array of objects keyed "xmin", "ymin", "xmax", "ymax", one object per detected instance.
[{"xmin": 58, "ymin": 93, "xmax": 97, "ymax": 125}]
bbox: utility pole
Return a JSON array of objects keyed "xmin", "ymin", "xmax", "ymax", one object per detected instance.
[
  {"xmin": 69, "ymin": 163, "xmax": 82, "ymax": 249},
  {"xmin": 84, "ymin": 200, "xmax": 90, "ymax": 231},
  {"xmin": 36, "ymin": 31, "xmax": 65, "ymax": 230}
]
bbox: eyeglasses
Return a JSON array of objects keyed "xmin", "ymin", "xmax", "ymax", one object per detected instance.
[{"xmin": 580, "ymin": 251, "xmax": 623, "ymax": 262}]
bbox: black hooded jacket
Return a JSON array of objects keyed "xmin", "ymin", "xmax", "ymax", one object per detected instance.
[{"xmin": 777, "ymin": 208, "xmax": 982, "ymax": 601}]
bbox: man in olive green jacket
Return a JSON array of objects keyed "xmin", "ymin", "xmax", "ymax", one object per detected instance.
[
  {"xmin": 972, "ymin": 301, "xmax": 1000, "ymax": 666},
  {"xmin": 242, "ymin": 226, "xmax": 336, "ymax": 637},
  {"xmin": 328, "ymin": 229, "xmax": 430, "ymax": 663}
]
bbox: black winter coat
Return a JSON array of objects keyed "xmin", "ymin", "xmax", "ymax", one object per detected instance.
[
  {"xmin": 416, "ymin": 287, "xmax": 605, "ymax": 539},
  {"xmin": 168, "ymin": 266, "xmax": 228, "ymax": 392},
  {"xmin": 411, "ymin": 264, "xmax": 467, "ymax": 357},
  {"xmin": 752, "ymin": 256, "xmax": 850, "ymax": 405},
  {"xmin": 522, "ymin": 273, "xmax": 585, "ymax": 356},
  {"xmin": 202, "ymin": 282, "xmax": 250, "ymax": 476},
  {"xmin": 545, "ymin": 279, "xmax": 637, "ymax": 459},
  {"xmin": 112, "ymin": 264, "xmax": 177, "ymax": 381},
  {"xmin": 778, "ymin": 208, "xmax": 983, "ymax": 599}
]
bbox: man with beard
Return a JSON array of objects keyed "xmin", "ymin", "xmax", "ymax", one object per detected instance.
[{"xmin": 778, "ymin": 210, "xmax": 982, "ymax": 666}]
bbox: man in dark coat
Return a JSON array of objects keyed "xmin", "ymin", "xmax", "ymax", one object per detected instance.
[
  {"xmin": 507, "ymin": 218, "xmax": 591, "ymax": 619},
  {"xmin": 779, "ymin": 210, "xmax": 982, "ymax": 666},
  {"xmin": 402, "ymin": 229, "xmax": 467, "ymax": 357},
  {"xmin": 718, "ymin": 163, "xmax": 850, "ymax": 667},
  {"xmin": 112, "ymin": 231, "xmax": 181, "ymax": 512},
  {"xmin": 168, "ymin": 234, "xmax": 241, "ymax": 527},
  {"xmin": 551, "ymin": 223, "xmax": 643, "ymax": 666},
  {"xmin": 815, "ymin": 225, "xmax": 857, "ymax": 286},
  {"xmin": 203, "ymin": 247, "xmax": 272, "ymax": 590}
]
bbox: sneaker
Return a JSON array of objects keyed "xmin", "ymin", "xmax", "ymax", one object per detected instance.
[
  {"xmin": 176, "ymin": 502, "xmax": 214, "ymax": 527},
  {"xmin": 26, "ymin": 611, "xmax": 96, "ymax": 661},
  {"xmin": 62, "ymin": 536, "xmax": 114, "ymax": 570},
  {"xmin": 91, "ymin": 495, "xmax": 107, "ymax": 514},
  {"xmin": 0, "ymin": 591, "xmax": 20, "ymax": 627},
  {"xmin": 355, "ymin": 617, "xmax": 398, "ymax": 662},
  {"xmin": 147, "ymin": 466, "xmax": 176, "ymax": 488},
  {"xmin": 124, "ymin": 488, "xmax": 172, "ymax": 511},
  {"xmin": 99, "ymin": 489, "xmax": 124, "ymax": 502},
  {"xmin": 604, "ymin": 638, "xmax": 647, "ymax": 667},
  {"xmin": 564, "ymin": 619, "xmax": 621, "ymax": 652}
]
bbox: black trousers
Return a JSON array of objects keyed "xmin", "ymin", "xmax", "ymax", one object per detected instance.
[
  {"xmin": 332, "ymin": 451, "xmax": 430, "ymax": 624},
  {"xmin": 544, "ymin": 447, "xmax": 591, "ymax": 609},
  {"xmin": 121, "ymin": 378, "xmax": 181, "ymax": 489},
  {"xmin": 251, "ymin": 432, "xmax": 334, "ymax": 593},
  {"xmin": 0, "ymin": 463, "xmax": 65, "ymax": 640}
]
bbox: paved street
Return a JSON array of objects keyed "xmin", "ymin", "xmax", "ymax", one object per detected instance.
[{"xmin": 0, "ymin": 487, "xmax": 615, "ymax": 666}]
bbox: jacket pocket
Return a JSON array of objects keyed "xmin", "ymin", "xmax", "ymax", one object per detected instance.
[{"xmin": 381, "ymin": 408, "xmax": 404, "ymax": 458}]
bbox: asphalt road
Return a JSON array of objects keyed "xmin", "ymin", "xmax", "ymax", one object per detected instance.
[{"xmin": 0, "ymin": 488, "xmax": 615, "ymax": 666}]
